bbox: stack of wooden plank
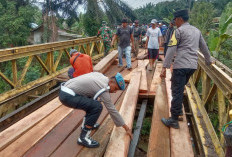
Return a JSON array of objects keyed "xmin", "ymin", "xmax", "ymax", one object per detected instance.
[{"xmin": 0, "ymin": 50, "xmax": 144, "ymax": 157}]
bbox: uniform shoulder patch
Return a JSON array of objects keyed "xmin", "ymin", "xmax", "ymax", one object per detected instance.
[{"xmin": 168, "ymin": 30, "xmax": 177, "ymax": 47}]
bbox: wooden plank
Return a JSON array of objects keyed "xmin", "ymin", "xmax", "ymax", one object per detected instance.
[
  {"xmin": 147, "ymin": 85, "xmax": 170, "ymax": 157},
  {"xmin": 50, "ymin": 90, "xmax": 124, "ymax": 157},
  {"xmin": 24, "ymin": 110, "xmax": 85, "ymax": 157},
  {"xmin": 0, "ymin": 105, "xmax": 73, "ymax": 157},
  {"xmin": 77, "ymin": 85, "xmax": 128, "ymax": 157},
  {"xmin": 0, "ymin": 98, "xmax": 61, "ymax": 151},
  {"xmin": 124, "ymin": 68, "xmax": 138, "ymax": 83},
  {"xmin": 128, "ymin": 100, "xmax": 147, "ymax": 157},
  {"xmin": 104, "ymin": 72, "xmax": 141, "ymax": 157},
  {"xmin": 138, "ymin": 60, "xmax": 149, "ymax": 93},
  {"xmin": 138, "ymin": 92, "xmax": 156, "ymax": 99},
  {"xmin": 165, "ymin": 69, "xmax": 194, "ymax": 157},
  {"xmin": 93, "ymin": 50, "xmax": 118, "ymax": 73},
  {"xmin": 124, "ymin": 60, "xmax": 148, "ymax": 92},
  {"xmin": 188, "ymin": 78, "xmax": 225, "ymax": 156},
  {"xmin": 150, "ymin": 63, "xmax": 163, "ymax": 93}
]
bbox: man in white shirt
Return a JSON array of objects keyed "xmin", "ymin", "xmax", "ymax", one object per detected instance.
[{"xmin": 145, "ymin": 19, "xmax": 162, "ymax": 71}]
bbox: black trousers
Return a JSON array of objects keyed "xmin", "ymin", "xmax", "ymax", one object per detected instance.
[
  {"xmin": 171, "ymin": 69, "xmax": 196, "ymax": 119},
  {"xmin": 59, "ymin": 91, "xmax": 103, "ymax": 127}
]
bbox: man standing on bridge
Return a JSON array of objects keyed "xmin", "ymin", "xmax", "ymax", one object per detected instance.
[
  {"xmin": 97, "ymin": 21, "xmax": 112, "ymax": 56},
  {"xmin": 160, "ymin": 9, "xmax": 213, "ymax": 129},
  {"xmin": 59, "ymin": 72, "xmax": 132, "ymax": 148},
  {"xmin": 111, "ymin": 18, "xmax": 135, "ymax": 70}
]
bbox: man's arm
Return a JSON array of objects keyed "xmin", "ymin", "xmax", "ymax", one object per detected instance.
[
  {"xmin": 145, "ymin": 36, "xmax": 149, "ymax": 49},
  {"xmin": 100, "ymin": 92, "xmax": 132, "ymax": 138},
  {"xmin": 111, "ymin": 34, "xmax": 117, "ymax": 47},
  {"xmin": 199, "ymin": 33, "xmax": 212, "ymax": 65},
  {"xmin": 97, "ymin": 28, "xmax": 101, "ymax": 37},
  {"xmin": 158, "ymin": 29, "xmax": 163, "ymax": 47},
  {"xmin": 130, "ymin": 34, "xmax": 134, "ymax": 49}
]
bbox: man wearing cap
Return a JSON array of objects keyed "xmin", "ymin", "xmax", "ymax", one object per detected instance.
[
  {"xmin": 68, "ymin": 49, "xmax": 93, "ymax": 79},
  {"xmin": 97, "ymin": 21, "xmax": 112, "ymax": 56},
  {"xmin": 59, "ymin": 72, "xmax": 132, "ymax": 148},
  {"xmin": 145, "ymin": 19, "xmax": 162, "ymax": 71},
  {"xmin": 132, "ymin": 20, "xmax": 142, "ymax": 58},
  {"xmin": 160, "ymin": 9, "xmax": 213, "ymax": 129},
  {"xmin": 163, "ymin": 20, "xmax": 175, "ymax": 57},
  {"xmin": 111, "ymin": 18, "xmax": 135, "ymax": 70}
]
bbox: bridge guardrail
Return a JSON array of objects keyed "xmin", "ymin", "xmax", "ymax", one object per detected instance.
[
  {"xmin": 0, "ymin": 36, "xmax": 104, "ymax": 117},
  {"xmin": 189, "ymin": 51, "xmax": 232, "ymax": 155}
]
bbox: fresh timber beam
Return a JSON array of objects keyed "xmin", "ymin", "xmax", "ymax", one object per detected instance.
[
  {"xmin": 150, "ymin": 63, "xmax": 163, "ymax": 93},
  {"xmin": 104, "ymin": 72, "xmax": 141, "ymax": 157},
  {"xmin": 128, "ymin": 99, "xmax": 147, "ymax": 157},
  {"xmin": 165, "ymin": 69, "xmax": 194, "ymax": 157},
  {"xmin": 93, "ymin": 50, "xmax": 118, "ymax": 73},
  {"xmin": 147, "ymin": 85, "xmax": 170, "ymax": 157}
]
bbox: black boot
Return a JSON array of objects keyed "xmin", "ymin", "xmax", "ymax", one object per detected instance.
[
  {"xmin": 81, "ymin": 117, "xmax": 100, "ymax": 130},
  {"xmin": 161, "ymin": 117, "xmax": 179, "ymax": 129},
  {"xmin": 77, "ymin": 128, "xmax": 100, "ymax": 148}
]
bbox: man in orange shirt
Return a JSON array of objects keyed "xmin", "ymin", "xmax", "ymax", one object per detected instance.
[{"xmin": 68, "ymin": 49, "xmax": 93, "ymax": 78}]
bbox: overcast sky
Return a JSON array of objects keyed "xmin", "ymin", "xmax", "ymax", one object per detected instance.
[{"xmin": 123, "ymin": 0, "xmax": 170, "ymax": 9}]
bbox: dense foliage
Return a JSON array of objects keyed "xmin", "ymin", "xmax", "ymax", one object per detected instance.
[{"xmin": 0, "ymin": 0, "xmax": 36, "ymax": 48}]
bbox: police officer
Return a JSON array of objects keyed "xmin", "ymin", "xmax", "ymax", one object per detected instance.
[
  {"xmin": 160, "ymin": 9, "xmax": 213, "ymax": 129},
  {"xmin": 97, "ymin": 21, "xmax": 112, "ymax": 56},
  {"xmin": 59, "ymin": 72, "xmax": 132, "ymax": 148}
]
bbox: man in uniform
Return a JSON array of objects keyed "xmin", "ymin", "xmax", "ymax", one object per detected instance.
[
  {"xmin": 132, "ymin": 20, "xmax": 142, "ymax": 58},
  {"xmin": 59, "ymin": 72, "xmax": 132, "ymax": 148},
  {"xmin": 163, "ymin": 20, "xmax": 175, "ymax": 57},
  {"xmin": 97, "ymin": 21, "xmax": 112, "ymax": 56},
  {"xmin": 160, "ymin": 10, "xmax": 213, "ymax": 129}
]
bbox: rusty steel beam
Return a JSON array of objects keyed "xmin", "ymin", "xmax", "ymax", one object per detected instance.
[{"xmin": 0, "ymin": 37, "xmax": 102, "ymax": 62}]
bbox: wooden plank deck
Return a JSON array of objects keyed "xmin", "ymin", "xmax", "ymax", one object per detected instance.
[{"xmin": 0, "ymin": 48, "xmax": 198, "ymax": 157}]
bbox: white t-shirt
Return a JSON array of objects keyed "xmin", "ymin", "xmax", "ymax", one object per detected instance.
[{"xmin": 146, "ymin": 27, "xmax": 162, "ymax": 49}]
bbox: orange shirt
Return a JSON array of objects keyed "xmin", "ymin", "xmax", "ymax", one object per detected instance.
[{"xmin": 70, "ymin": 53, "xmax": 93, "ymax": 77}]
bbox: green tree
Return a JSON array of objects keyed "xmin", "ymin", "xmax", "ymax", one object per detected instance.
[
  {"xmin": 189, "ymin": 2, "xmax": 215, "ymax": 37},
  {"xmin": 0, "ymin": 0, "xmax": 35, "ymax": 48},
  {"xmin": 134, "ymin": 1, "xmax": 186, "ymax": 24}
]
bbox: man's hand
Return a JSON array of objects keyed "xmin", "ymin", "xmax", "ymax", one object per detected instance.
[
  {"xmin": 132, "ymin": 44, "xmax": 135, "ymax": 52},
  {"xmin": 160, "ymin": 67, "xmax": 166, "ymax": 78},
  {"xmin": 110, "ymin": 42, "xmax": 114, "ymax": 47},
  {"xmin": 123, "ymin": 124, "xmax": 133, "ymax": 140}
]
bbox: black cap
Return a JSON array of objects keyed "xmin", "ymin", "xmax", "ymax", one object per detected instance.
[
  {"xmin": 173, "ymin": 9, "xmax": 189, "ymax": 19},
  {"xmin": 122, "ymin": 18, "xmax": 128, "ymax": 23}
]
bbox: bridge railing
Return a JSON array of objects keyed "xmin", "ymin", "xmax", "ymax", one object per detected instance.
[
  {"xmin": 190, "ymin": 52, "xmax": 232, "ymax": 154},
  {"xmin": 0, "ymin": 37, "xmax": 104, "ymax": 117}
]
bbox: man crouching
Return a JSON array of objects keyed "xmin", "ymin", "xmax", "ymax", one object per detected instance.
[{"xmin": 59, "ymin": 72, "xmax": 132, "ymax": 148}]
